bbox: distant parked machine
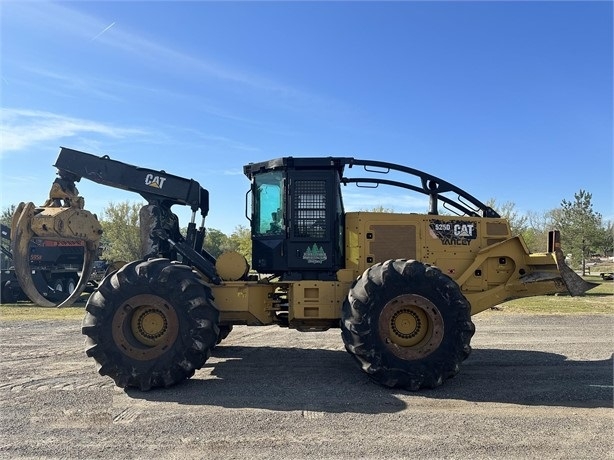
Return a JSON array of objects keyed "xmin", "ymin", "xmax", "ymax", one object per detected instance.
[
  {"xmin": 90, "ymin": 260, "xmax": 109, "ymax": 282},
  {"xmin": 0, "ymin": 223, "xmax": 84, "ymax": 304}
]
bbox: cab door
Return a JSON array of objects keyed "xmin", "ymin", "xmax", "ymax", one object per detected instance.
[{"xmin": 285, "ymin": 170, "xmax": 340, "ymax": 275}]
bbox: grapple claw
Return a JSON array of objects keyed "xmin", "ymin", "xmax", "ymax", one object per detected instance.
[
  {"xmin": 10, "ymin": 196, "xmax": 102, "ymax": 307},
  {"xmin": 11, "ymin": 202, "xmax": 55, "ymax": 307}
]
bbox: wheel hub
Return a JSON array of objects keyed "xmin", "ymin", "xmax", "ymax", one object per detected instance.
[
  {"xmin": 390, "ymin": 309, "xmax": 423, "ymax": 341},
  {"xmin": 133, "ymin": 307, "xmax": 168, "ymax": 344},
  {"xmin": 112, "ymin": 294, "xmax": 179, "ymax": 360},
  {"xmin": 379, "ymin": 293, "xmax": 444, "ymax": 360}
]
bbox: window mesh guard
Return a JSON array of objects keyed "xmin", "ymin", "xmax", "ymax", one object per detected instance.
[{"xmin": 294, "ymin": 180, "xmax": 326, "ymax": 238}]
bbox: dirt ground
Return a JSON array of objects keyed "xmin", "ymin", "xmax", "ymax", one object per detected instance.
[{"xmin": 1, "ymin": 312, "xmax": 612, "ymax": 459}]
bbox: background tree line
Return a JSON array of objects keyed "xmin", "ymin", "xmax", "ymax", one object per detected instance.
[
  {"xmin": 485, "ymin": 191, "xmax": 612, "ymax": 272},
  {"xmin": 1, "ymin": 188, "xmax": 611, "ymax": 273},
  {"xmin": 86, "ymin": 202, "xmax": 252, "ymax": 264}
]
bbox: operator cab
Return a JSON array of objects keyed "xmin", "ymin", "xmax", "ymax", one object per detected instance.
[{"xmin": 244, "ymin": 157, "xmax": 346, "ymax": 280}]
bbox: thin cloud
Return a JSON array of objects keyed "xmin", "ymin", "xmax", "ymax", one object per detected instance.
[
  {"xmin": 92, "ymin": 21, "xmax": 116, "ymax": 41},
  {"xmin": 7, "ymin": 2, "xmax": 350, "ymax": 115},
  {"xmin": 0, "ymin": 108, "xmax": 147, "ymax": 155},
  {"xmin": 19, "ymin": 66, "xmax": 122, "ymax": 102}
]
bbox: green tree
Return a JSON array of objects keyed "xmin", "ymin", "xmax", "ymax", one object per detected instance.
[
  {"xmin": 1, "ymin": 204, "xmax": 16, "ymax": 226},
  {"xmin": 368, "ymin": 205, "xmax": 395, "ymax": 213},
  {"xmin": 100, "ymin": 201, "xmax": 143, "ymax": 263},
  {"xmin": 1, "ymin": 205, "xmax": 17, "ymax": 269},
  {"xmin": 550, "ymin": 190, "xmax": 605, "ymax": 274},
  {"xmin": 228, "ymin": 225, "xmax": 252, "ymax": 262},
  {"xmin": 522, "ymin": 210, "xmax": 552, "ymax": 253},
  {"xmin": 486, "ymin": 199, "xmax": 528, "ymax": 237},
  {"xmin": 594, "ymin": 220, "xmax": 613, "ymax": 258},
  {"xmin": 203, "ymin": 225, "xmax": 252, "ymax": 262},
  {"xmin": 485, "ymin": 199, "xmax": 556, "ymax": 253},
  {"xmin": 203, "ymin": 228, "xmax": 231, "ymax": 258}
]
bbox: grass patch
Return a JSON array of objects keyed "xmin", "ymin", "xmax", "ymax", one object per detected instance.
[
  {"xmin": 1, "ymin": 278, "xmax": 612, "ymax": 320},
  {"xmin": 588, "ymin": 262, "xmax": 614, "ymax": 272},
  {"xmin": 0, "ymin": 303, "xmax": 86, "ymax": 321},
  {"xmin": 491, "ymin": 276, "xmax": 613, "ymax": 314}
]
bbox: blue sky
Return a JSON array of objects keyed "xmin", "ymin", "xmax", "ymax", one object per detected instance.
[{"xmin": 1, "ymin": 1, "xmax": 612, "ymax": 235}]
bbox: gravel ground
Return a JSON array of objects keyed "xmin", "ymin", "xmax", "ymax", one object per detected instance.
[{"xmin": 1, "ymin": 312, "xmax": 612, "ymax": 459}]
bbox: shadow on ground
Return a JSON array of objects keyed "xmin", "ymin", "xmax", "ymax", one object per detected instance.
[{"xmin": 130, "ymin": 345, "xmax": 613, "ymax": 412}]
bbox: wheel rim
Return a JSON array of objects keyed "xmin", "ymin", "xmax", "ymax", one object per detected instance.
[
  {"xmin": 112, "ymin": 294, "xmax": 179, "ymax": 361},
  {"xmin": 378, "ymin": 294, "xmax": 444, "ymax": 360}
]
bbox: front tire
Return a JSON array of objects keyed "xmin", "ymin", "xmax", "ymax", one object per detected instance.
[
  {"xmin": 82, "ymin": 258, "xmax": 219, "ymax": 390},
  {"xmin": 341, "ymin": 259, "xmax": 475, "ymax": 390}
]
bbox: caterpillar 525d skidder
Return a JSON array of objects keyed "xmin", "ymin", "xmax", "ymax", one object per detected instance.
[{"xmin": 11, "ymin": 147, "xmax": 595, "ymax": 391}]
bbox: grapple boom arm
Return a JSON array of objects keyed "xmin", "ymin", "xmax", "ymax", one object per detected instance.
[
  {"xmin": 54, "ymin": 147, "xmax": 209, "ymax": 216},
  {"xmin": 11, "ymin": 147, "xmax": 218, "ymax": 306}
]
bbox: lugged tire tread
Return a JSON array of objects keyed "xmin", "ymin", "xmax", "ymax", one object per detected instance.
[
  {"xmin": 341, "ymin": 259, "xmax": 474, "ymax": 390},
  {"xmin": 81, "ymin": 258, "xmax": 219, "ymax": 391}
]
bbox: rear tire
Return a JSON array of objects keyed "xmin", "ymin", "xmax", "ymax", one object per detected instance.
[
  {"xmin": 82, "ymin": 258, "xmax": 219, "ymax": 390},
  {"xmin": 65, "ymin": 277, "xmax": 77, "ymax": 294},
  {"xmin": 52, "ymin": 278, "xmax": 64, "ymax": 293},
  {"xmin": 341, "ymin": 259, "xmax": 475, "ymax": 390}
]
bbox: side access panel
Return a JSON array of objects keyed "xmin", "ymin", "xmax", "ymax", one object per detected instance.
[
  {"xmin": 344, "ymin": 212, "xmax": 512, "ymax": 280},
  {"xmin": 212, "ymin": 282, "xmax": 277, "ymax": 326},
  {"xmin": 286, "ymin": 269, "xmax": 355, "ymax": 329}
]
